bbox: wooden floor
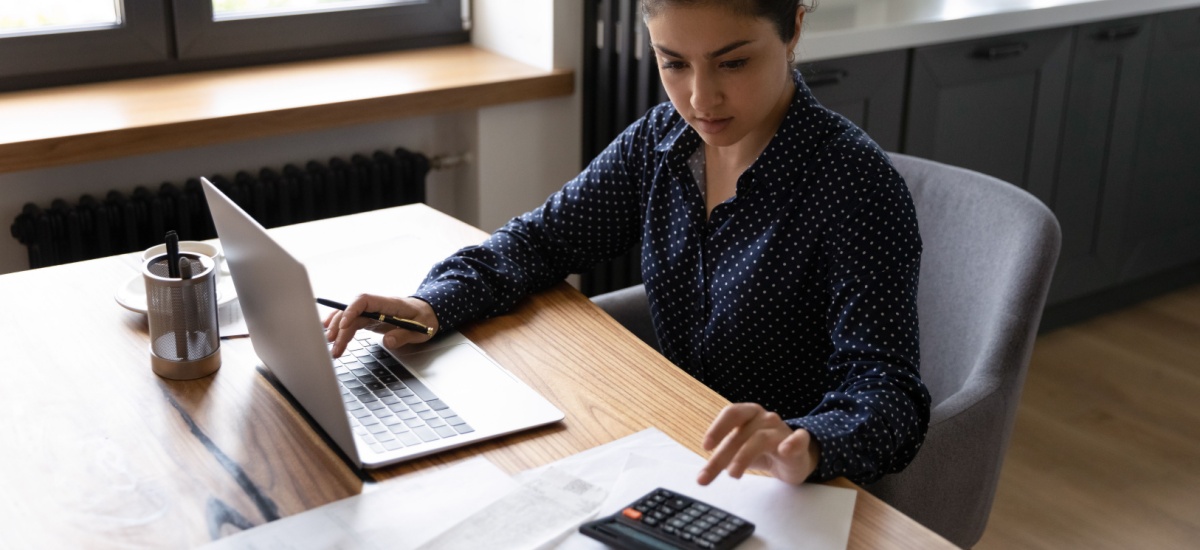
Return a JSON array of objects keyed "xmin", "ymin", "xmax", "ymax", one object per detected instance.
[{"xmin": 974, "ymin": 283, "xmax": 1200, "ymax": 549}]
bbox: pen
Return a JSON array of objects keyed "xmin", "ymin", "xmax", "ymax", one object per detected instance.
[
  {"xmin": 316, "ymin": 297, "xmax": 434, "ymax": 337},
  {"xmin": 165, "ymin": 230, "xmax": 180, "ymax": 278}
]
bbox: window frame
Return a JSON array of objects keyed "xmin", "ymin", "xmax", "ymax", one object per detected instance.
[
  {"xmin": 171, "ymin": 0, "xmax": 465, "ymax": 60},
  {"xmin": 0, "ymin": 0, "xmax": 467, "ymax": 92},
  {"xmin": 0, "ymin": 2, "xmax": 170, "ymax": 79}
]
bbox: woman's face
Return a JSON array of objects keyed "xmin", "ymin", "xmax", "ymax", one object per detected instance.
[{"xmin": 646, "ymin": 4, "xmax": 800, "ymax": 150}]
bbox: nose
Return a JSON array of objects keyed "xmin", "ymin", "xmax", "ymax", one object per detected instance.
[{"xmin": 690, "ymin": 70, "xmax": 722, "ymax": 113}]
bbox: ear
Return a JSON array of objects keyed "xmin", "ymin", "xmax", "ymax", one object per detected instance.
[{"xmin": 789, "ymin": 8, "xmax": 805, "ymax": 51}]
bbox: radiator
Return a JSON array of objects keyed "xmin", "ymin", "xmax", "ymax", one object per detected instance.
[
  {"xmin": 580, "ymin": 0, "xmax": 666, "ymax": 296},
  {"xmin": 10, "ymin": 148, "xmax": 430, "ymax": 270}
]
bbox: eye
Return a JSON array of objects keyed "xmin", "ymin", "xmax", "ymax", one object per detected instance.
[
  {"xmin": 660, "ymin": 60, "xmax": 687, "ymax": 71},
  {"xmin": 720, "ymin": 58, "xmax": 749, "ymax": 70}
]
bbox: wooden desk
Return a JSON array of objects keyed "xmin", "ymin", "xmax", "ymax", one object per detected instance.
[{"xmin": 0, "ymin": 204, "xmax": 952, "ymax": 548}]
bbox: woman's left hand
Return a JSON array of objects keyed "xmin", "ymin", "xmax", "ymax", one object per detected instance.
[{"xmin": 697, "ymin": 403, "xmax": 821, "ymax": 486}]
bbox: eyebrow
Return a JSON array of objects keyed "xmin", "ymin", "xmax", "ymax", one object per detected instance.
[{"xmin": 653, "ymin": 39, "xmax": 754, "ymax": 60}]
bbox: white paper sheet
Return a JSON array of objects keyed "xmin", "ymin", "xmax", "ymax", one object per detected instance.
[
  {"xmin": 537, "ymin": 429, "xmax": 858, "ymax": 550},
  {"xmin": 202, "ymin": 430, "xmax": 856, "ymax": 550},
  {"xmin": 202, "ymin": 457, "xmax": 518, "ymax": 550},
  {"xmin": 416, "ymin": 467, "xmax": 608, "ymax": 550}
]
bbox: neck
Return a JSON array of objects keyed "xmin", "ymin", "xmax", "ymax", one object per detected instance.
[{"xmin": 706, "ymin": 77, "xmax": 794, "ymax": 170}]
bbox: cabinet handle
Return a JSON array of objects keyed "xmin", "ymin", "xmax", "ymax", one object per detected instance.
[
  {"xmin": 1094, "ymin": 24, "xmax": 1141, "ymax": 41},
  {"xmin": 803, "ymin": 69, "xmax": 849, "ymax": 88},
  {"xmin": 972, "ymin": 42, "xmax": 1028, "ymax": 60}
]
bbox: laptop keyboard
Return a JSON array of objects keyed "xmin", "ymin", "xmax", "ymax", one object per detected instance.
[{"xmin": 335, "ymin": 337, "xmax": 475, "ymax": 455}]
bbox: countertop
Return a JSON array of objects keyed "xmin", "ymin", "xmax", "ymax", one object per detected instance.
[{"xmin": 798, "ymin": 0, "xmax": 1200, "ymax": 61}]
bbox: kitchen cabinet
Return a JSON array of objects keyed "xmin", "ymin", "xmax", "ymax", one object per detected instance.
[
  {"xmin": 1050, "ymin": 16, "xmax": 1151, "ymax": 303},
  {"xmin": 904, "ymin": 28, "xmax": 1072, "ymax": 204},
  {"xmin": 800, "ymin": 49, "xmax": 908, "ymax": 153},
  {"xmin": 1118, "ymin": 7, "xmax": 1200, "ymax": 282}
]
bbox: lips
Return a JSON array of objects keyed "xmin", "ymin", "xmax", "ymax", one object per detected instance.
[{"xmin": 693, "ymin": 116, "xmax": 732, "ymax": 135}]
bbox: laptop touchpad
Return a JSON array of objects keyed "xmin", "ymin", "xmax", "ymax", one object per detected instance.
[{"xmin": 395, "ymin": 344, "xmax": 520, "ymax": 405}]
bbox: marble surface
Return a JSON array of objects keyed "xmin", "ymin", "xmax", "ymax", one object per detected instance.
[{"xmin": 797, "ymin": 0, "xmax": 1200, "ymax": 60}]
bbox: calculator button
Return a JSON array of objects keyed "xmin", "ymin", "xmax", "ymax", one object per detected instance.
[{"xmin": 622, "ymin": 508, "xmax": 642, "ymax": 521}]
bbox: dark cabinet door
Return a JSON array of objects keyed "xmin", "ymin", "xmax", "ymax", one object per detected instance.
[
  {"xmin": 799, "ymin": 50, "xmax": 908, "ymax": 152},
  {"xmin": 1050, "ymin": 17, "xmax": 1151, "ymax": 303},
  {"xmin": 904, "ymin": 28, "xmax": 1073, "ymax": 204},
  {"xmin": 1118, "ymin": 8, "xmax": 1200, "ymax": 281}
]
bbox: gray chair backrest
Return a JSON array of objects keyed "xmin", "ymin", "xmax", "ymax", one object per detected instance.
[{"xmin": 864, "ymin": 153, "xmax": 1061, "ymax": 547}]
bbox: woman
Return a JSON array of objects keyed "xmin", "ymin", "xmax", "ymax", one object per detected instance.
[{"xmin": 326, "ymin": 0, "xmax": 930, "ymax": 487}]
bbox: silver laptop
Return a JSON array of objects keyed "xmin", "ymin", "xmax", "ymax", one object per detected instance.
[{"xmin": 201, "ymin": 177, "xmax": 563, "ymax": 468}]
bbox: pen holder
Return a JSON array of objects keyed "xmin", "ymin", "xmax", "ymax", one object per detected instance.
[{"xmin": 143, "ymin": 253, "xmax": 221, "ymax": 380}]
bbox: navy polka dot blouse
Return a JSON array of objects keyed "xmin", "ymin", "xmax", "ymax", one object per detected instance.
[{"xmin": 414, "ymin": 71, "xmax": 931, "ymax": 485}]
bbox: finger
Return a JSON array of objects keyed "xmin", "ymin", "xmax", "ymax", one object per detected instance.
[
  {"xmin": 778, "ymin": 428, "xmax": 812, "ymax": 459},
  {"xmin": 771, "ymin": 429, "xmax": 819, "ymax": 485},
  {"xmin": 702, "ymin": 404, "xmax": 762, "ymax": 451},
  {"xmin": 330, "ymin": 294, "xmax": 391, "ymax": 356},
  {"xmin": 332, "ymin": 315, "xmax": 375, "ymax": 358},
  {"xmin": 337, "ymin": 294, "xmax": 413, "ymax": 330},
  {"xmin": 381, "ymin": 327, "xmax": 431, "ymax": 348},
  {"xmin": 326, "ymin": 311, "xmax": 342, "ymax": 343},
  {"xmin": 698, "ymin": 429, "xmax": 747, "ymax": 485},
  {"xmin": 725, "ymin": 430, "xmax": 780, "ymax": 480},
  {"xmin": 698, "ymin": 413, "xmax": 761, "ymax": 485},
  {"xmin": 699, "ymin": 408, "xmax": 788, "ymax": 485}
]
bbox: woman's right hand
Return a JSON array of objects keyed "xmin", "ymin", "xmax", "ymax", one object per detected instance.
[{"xmin": 323, "ymin": 294, "xmax": 439, "ymax": 357}]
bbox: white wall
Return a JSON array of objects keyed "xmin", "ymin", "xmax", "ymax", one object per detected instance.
[
  {"xmin": 472, "ymin": 0, "xmax": 583, "ymax": 231},
  {"xmin": 0, "ymin": 2, "xmax": 583, "ymax": 274}
]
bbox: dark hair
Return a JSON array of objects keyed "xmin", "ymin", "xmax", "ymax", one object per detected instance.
[{"xmin": 640, "ymin": 0, "xmax": 816, "ymax": 43}]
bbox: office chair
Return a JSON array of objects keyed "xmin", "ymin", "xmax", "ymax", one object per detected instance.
[{"xmin": 591, "ymin": 153, "xmax": 1062, "ymax": 548}]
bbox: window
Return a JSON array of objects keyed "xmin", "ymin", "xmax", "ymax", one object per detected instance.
[
  {"xmin": 0, "ymin": 0, "xmax": 467, "ymax": 91},
  {"xmin": 0, "ymin": 0, "xmax": 121, "ymax": 36}
]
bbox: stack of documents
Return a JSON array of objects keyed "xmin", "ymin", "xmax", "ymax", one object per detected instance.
[{"xmin": 204, "ymin": 429, "xmax": 856, "ymax": 549}]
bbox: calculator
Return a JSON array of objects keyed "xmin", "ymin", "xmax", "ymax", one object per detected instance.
[{"xmin": 578, "ymin": 488, "xmax": 755, "ymax": 550}]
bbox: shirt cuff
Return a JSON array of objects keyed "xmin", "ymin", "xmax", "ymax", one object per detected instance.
[
  {"xmin": 412, "ymin": 278, "xmax": 480, "ymax": 333},
  {"xmin": 787, "ymin": 414, "xmax": 852, "ymax": 483}
]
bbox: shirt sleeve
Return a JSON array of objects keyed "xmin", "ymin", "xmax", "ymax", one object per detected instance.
[
  {"xmin": 787, "ymin": 167, "xmax": 932, "ymax": 485},
  {"xmin": 411, "ymin": 118, "xmax": 652, "ymax": 332}
]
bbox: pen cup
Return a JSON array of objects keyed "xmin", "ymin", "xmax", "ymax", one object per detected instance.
[{"xmin": 143, "ymin": 252, "xmax": 221, "ymax": 380}]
